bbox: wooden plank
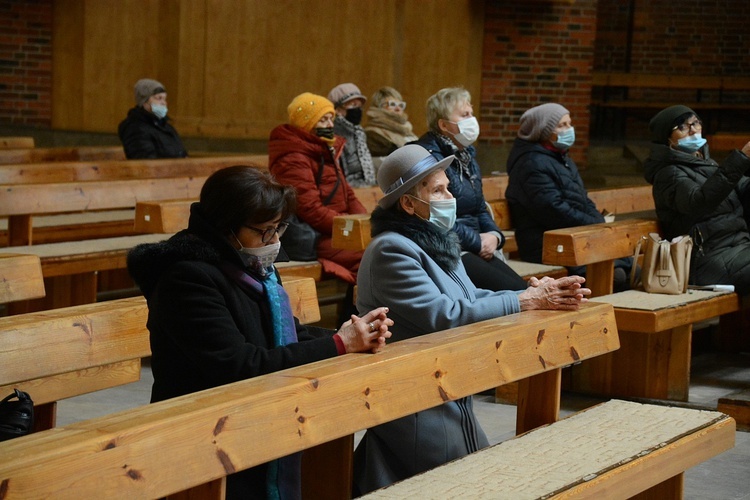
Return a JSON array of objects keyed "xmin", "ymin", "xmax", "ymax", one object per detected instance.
[
  {"xmin": 0, "ymin": 303, "xmax": 618, "ymax": 499},
  {"xmin": 134, "ymin": 199, "xmax": 193, "ymax": 234},
  {"xmin": 0, "ymin": 137, "xmax": 34, "ymax": 149},
  {"xmin": 481, "ymin": 174, "xmax": 509, "ymax": 201},
  {"xmin": 352, "ymin": 186, "xmax": 382, "ymax": 213},
  {"xmin": 0, "ymin": 253, "xmax": 45, "ymax": 303},
  {"xmin": 0, "ymin": 146, "xmax": 125, "ymax": 165},
  {"xmin": 0, "ymin": 155, "xmax": 266, "ymax": 185},
  {"xmin": 542, "ymin": 219, "xmax": 659, "ymax": 268},
  {"xmin": 588, "ymin": 185, "xmax": 654, "ymax": 215},
  {"xmin": 332, "ymin": 214, "xmax": 372, "ymax": 251},
  {"xmin": 718, "ymin": 389, "xmax": 750, "ymax": 431}
]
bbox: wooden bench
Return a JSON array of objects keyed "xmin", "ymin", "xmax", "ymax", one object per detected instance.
[
  {"xmin": 543, "ymin": 219, "xmax": 741, "ymax": 401},
  {"xmin": 361, "ymin": 399, "xmax": 735, "ymax": 499},
  {"xmin": 0, "ymin": 276, "xmax": 319, "ymax": 432},
  {"xmin": 0, "ymin": 253, "xmax": 45, "ymax": 304},
  {"xmin": 0, "ymin": 302, "xmax": 619, "ymax": 498},
  {"xmin": 0, "ymin": 145, "xmax": 125, "ymax": 164},
  {"xmin": 0, "ymin": 137, "xmax": 34, "ymax": 149}
]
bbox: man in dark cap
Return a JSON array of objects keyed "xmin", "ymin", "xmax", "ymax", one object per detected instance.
[
  {"xmin": 644, "ymin": 104, "xmax": 750, "ymax": 294},
  {"xmin": 118, "ymin": 78, "xmax": 188, "ymax": 159}
]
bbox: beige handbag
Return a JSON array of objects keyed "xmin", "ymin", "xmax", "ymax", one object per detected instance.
[{"xmin": 631, "ymin": 233, "xmax": 693, "ymax": 294}]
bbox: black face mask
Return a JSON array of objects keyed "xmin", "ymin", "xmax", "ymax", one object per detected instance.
[
  {"xmin": 345, "ymin": 107, "xmax": 363, "ymax": 126},
  {"xmin": 315, "ymin": 127, "xmax": 334, "ymax": 139}
]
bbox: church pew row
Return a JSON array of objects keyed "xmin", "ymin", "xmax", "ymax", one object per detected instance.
[{"xmin": 0, "ymin": 302, "xmax": 621, "ymax": 498}]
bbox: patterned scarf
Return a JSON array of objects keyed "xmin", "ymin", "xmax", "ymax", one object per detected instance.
[
  {"xmin": 335, "ymin": 115, "xmax": 377, "ymax": 187},
  {"xmin": 220, "ymin": 264, "xmax": 300, "ymax": 499},
  {"xmin": 432, "ymin": 131, "xmax": 475, "ymax": 184}
]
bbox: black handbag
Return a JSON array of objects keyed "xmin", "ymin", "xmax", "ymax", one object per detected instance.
[
  {"xmin": 0, "ymin": 389, "xmax": 34, "ymax": 441},
  {"xmin": 281, "ymin": 156, "xmax": 341, "ymax": 261}
]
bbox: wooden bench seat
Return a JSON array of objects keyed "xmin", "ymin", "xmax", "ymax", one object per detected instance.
[
  {"xmin": 0, "ymin": 253, "xmax": 45, "ymax": 303},
  {"xmin": 361, "ymin": 399, "xmax": 735, "ymax": 499},
  {"xmin": 543, "ymin": 219, "xmax": 741, "ymax": 401},
  {"xmin": 0, "ymin": 145, "xmax": 125, "ymax": 164},
  {"xmin": 0, "ymin": 136, "xmax": 34, "ymax": 149},
  {"xmin": 0, "ymin": 302, "xmax": 618, "ymax": 498},
  {"xmin": 0, "ymin": 276, "xmax": 319, "ymax": 432}
]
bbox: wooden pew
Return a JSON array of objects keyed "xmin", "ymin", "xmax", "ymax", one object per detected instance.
[
  {"xmin": 361, "ymin": 399, "xmax": 735, "ymax": 500},
  {"xmin": 0, "ymin": 276, "xmax": 319, "ymax": 432},
  {"xmin": 0, "ymin": 253, "xmax": 45, "ymax": 303},
  {"xmin": 0, "ymin": 302, "xmax": 619, "ymax": 498},
  {"xmin": 0, "ymin": 145, "xmax": 125, "ymax": 165},
  {"xmin": 0, "ymin": 137, "xmax": 34, "ymax": 149},
  {"xmin": 543, "ymin": 219, "xmax": 741, "ymax": 401}
]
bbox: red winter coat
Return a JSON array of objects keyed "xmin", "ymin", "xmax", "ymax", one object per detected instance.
[{"xmin": 269, "ymin": 124, "xmax": 366, "ymax": 283}]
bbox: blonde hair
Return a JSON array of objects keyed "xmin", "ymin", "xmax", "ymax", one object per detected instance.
[
  {"xmin": 426, "ymin": 87, "xmax": 471, "ymax": 133},
  {"xmin": 370, "ymin": 86, "xmax": 404, "ymax": 109}
]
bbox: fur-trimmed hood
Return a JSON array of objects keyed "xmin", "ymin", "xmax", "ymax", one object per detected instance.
[{"xmin": 370, "ymin": 205, "xmax": 461, "ymax": 272}]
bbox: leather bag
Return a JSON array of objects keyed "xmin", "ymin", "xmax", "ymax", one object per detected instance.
[
  {"xmin": 0, "ymin": 389, "xmax": 34, "ymax": 441},
  {"xmin": 631, "ymin": 233, "xmax": 693, "ymax": 295}
]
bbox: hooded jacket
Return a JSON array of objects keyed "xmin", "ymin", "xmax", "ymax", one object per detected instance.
[
  {"xmin": 412, "ymin": 131, "xmax": 504, "ymax": 254},
  {"xmin": 353, "ymin": 206, "xmax": 520, "ymax": 495},
  {"xmin": 118, "ymin": 106, "xmax": 187, "ymax": 159},
  {"xmin": 506, "ymin": 137, "xmax": 603, "ymax": 263},
  {"xmin": 127, "ymin": 203, "xmax": 339, "ymax": 498},
  {"xmin": 643, "ymin": 143, "xmax": 750, "ymax": 292}
]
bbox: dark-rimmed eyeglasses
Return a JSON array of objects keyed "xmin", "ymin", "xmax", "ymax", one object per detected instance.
[
  {"xmin": 244, "ymin": 222, "xmax": 289, "ymax": 243},
  {"xmin": 384, "ymin": 100, "xmax": 406, "ymax": 110},
  {"xmin": 673, "ymin": 120, "xmax": 702, "ymax": 134}
]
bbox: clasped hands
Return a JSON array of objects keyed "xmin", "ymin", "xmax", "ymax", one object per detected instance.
[{"xmin": 519, "ymin": 275, "xmax": 591, "ymax": 311}]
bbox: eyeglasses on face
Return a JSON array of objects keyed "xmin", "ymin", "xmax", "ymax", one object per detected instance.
[
  {"xmin": 673, "ymin": 119, "xmax": 702, "ymax": 134},
  {"xmin": 244, "ymin": 222, "xmax": 289, "ymax": 243},
  {"xmin": 384, "ymin": 100, "xmax": 406, "ymax": 110}
]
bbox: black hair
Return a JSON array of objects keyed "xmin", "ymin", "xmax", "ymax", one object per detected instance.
[
  {"xmin": 199, "ymin": 166, "xmax": 297, "ymax": 234},
  {"xmin": 672, "ymin": 111, "xmax": 697, "ymax": 131}
]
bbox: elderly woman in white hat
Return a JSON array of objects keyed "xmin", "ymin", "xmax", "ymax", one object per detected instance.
[
  {"xmin": 506, "ymin": 102, "xmax": 634, "ymax": 291},
  {"xmin": 352, "ymin": 144, "xmax": 591, "ymax": 495}
]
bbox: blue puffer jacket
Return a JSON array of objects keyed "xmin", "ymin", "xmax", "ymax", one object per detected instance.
[
  {"xmin": 505, "ymin": 138, "xmax": 603, "ymax": 263},
  {"xmin": 412, "ymin": 132, "xmax": 504, "ymax": 254}
]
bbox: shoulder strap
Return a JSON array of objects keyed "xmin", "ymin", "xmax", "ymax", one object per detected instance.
[{"xmin": 318, "ymin": 155, "xmax": 341, "ymax": 206}]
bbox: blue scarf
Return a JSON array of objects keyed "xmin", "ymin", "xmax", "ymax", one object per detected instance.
[{"xmin": 220, "ymin": 264, "xmax": 301, "ymax": 499}]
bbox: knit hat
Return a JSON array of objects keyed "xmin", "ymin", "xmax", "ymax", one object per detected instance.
[
  {"xmin": 648, "ymin": 105, "xmax": 697, "ymax": 143},
  {"xmin": 517, "ymin": 103, "xmax": 570, "ymax": 142},
  {"xmin": 134, "ymin": 78, "xmax": 166, "ymax": 106},
  {"xmin": 287, "ymin": 93, "xmax": 335, "ymax": 133},
  {"xmin": 377, "ymin": 145, "xmax": 454, "ymax": 209},
  {"xmin": 328, "ymin": 83, "xmax": 367, "ymax": 108}
]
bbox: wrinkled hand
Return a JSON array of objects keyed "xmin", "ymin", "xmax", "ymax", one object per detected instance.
[
  {"xmin": 742, "ymin": 141, "xmax": 750, "ymax": 158},
  {"xmin": 479, "ymin": 233, "xmax": 499, "ymax": 261},
  {"xmin": 336, "ymin": 307, "xmax": 393, "ymax": 353},
  {"xmin": 518, "ymin": 275, "xmax": 591, "ymax": 311}
]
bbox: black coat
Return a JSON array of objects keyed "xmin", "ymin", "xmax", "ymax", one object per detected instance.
[
  {"xmin": 127, "ymin": 203, "xmax": 337, "ymax": 499},
  {"xmin": 506, "ymin": 138, "xmax": 603, "ymax": 263},
  {"xmin": 644, "ymin": 144, "xmax": 750, "ymax": 293},
  {"xmin": 118, "ymin": 106, "xmax": 188, "ymax": 159}
]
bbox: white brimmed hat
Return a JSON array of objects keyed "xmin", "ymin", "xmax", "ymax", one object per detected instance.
[{"xmin": 377, "ymin": 145, "xmax": 454, "ymax": 208}]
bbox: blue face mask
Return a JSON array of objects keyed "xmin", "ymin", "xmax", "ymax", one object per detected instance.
[
  {"xmin": 553, "ymin": 127, "xmax": 575, "ymax": 150},
  {"xmin": 676, "ymin": 133, "xmax": 707, "ymax": 153},
  {"xmin": 150, "ymin": 104, "xmax": 168, "ymax": 119},
  {"xmin": 411, "ymin": 195, "xmax": 457, "ymax": 232}
]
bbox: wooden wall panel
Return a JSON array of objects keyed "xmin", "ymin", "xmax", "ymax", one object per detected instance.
[{"xmin": 52, "ymin": 0, "xmax": 484, "ymax": 141}]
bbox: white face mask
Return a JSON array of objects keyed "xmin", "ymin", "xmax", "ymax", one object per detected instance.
[
  {"xmin": 237, "ymin": 240, "xmax": 281, "ymax": 277},
  {"xmin": 553, "ymin": 127, "xmax": 575, "ymax": 150},
  {"xmin": 452, "ymin": 116, "xmax": 480, "ymax": 147},
  {"xmin": 150, "ymin": 103, "xmax": 168, "ymax": 119}
]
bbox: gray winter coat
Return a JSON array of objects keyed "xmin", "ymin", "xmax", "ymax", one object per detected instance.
[
  {"xmin": 352, "ymin": 207, "xmax": 521, "ymax": 495},
  {"xmin": 643, "ymin": 144, "xmax": 750, "ymax": 294}
]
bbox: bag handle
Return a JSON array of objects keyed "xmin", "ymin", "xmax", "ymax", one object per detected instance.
[{"xmin": 630, "ymin": 235, "xmax": 646, "ymax": 289}]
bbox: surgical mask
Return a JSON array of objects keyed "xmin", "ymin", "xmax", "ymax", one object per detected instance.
[
  {"xmin": 150, "ymin": 104, "xmax": 168, "ymax": 119},
  {"xmin": 237, "ymin": 241, "xmax": 281, "ymax": 277},
  {"xmin": 452, "ymin": 116, "xmax": 480, "ymax": 147},
  {"xmin": 676, "ymin": 133, "xmax": 707, "ymax": 153},
  {"xmin": 553, "ymin": 127, "xmax": 575, "ymax": 150},
  {"xmin": 411, "ymin": 195, "xmax": 457, "ymax": 232},
  {"xmin": 315, "ymin": 127, "xmax": 334, "ymax": 139},
  {"xmin": 345, "ymin": 107, "xmax": 363, "ymax": 126}
]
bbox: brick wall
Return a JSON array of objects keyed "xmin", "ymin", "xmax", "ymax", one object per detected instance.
[
  {"xmin": 0, "ymin": 0, "xmax": 52, "ymax": 127},
  {"xmin": 480, "ymin": 0, "xmax": 599, "ymax": 166}
]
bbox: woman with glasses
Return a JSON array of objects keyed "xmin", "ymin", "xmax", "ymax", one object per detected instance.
[
  {"xmin": 645, "ymin": 104, "xmax": 750, "ymax": 294},
  {"xmin": 127, "ymin": 165, "xmax": 392, "ymax": 500},
  {"xmin": 364, "ymin": 86, "xmax": 418, "ymax": 157},
  {"xmin": 411, "ymin": 87, "xmax": 527, "ymax": 292}
]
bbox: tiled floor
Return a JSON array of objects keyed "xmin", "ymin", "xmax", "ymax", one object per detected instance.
[{"xmin": 56, "ymin": 345, "xmax": 750, "ymax": 499}]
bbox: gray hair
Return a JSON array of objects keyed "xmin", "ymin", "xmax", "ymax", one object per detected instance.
[{"xmin": 426, "ymin": 87, "xmax": 471, "ymax": 133}]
